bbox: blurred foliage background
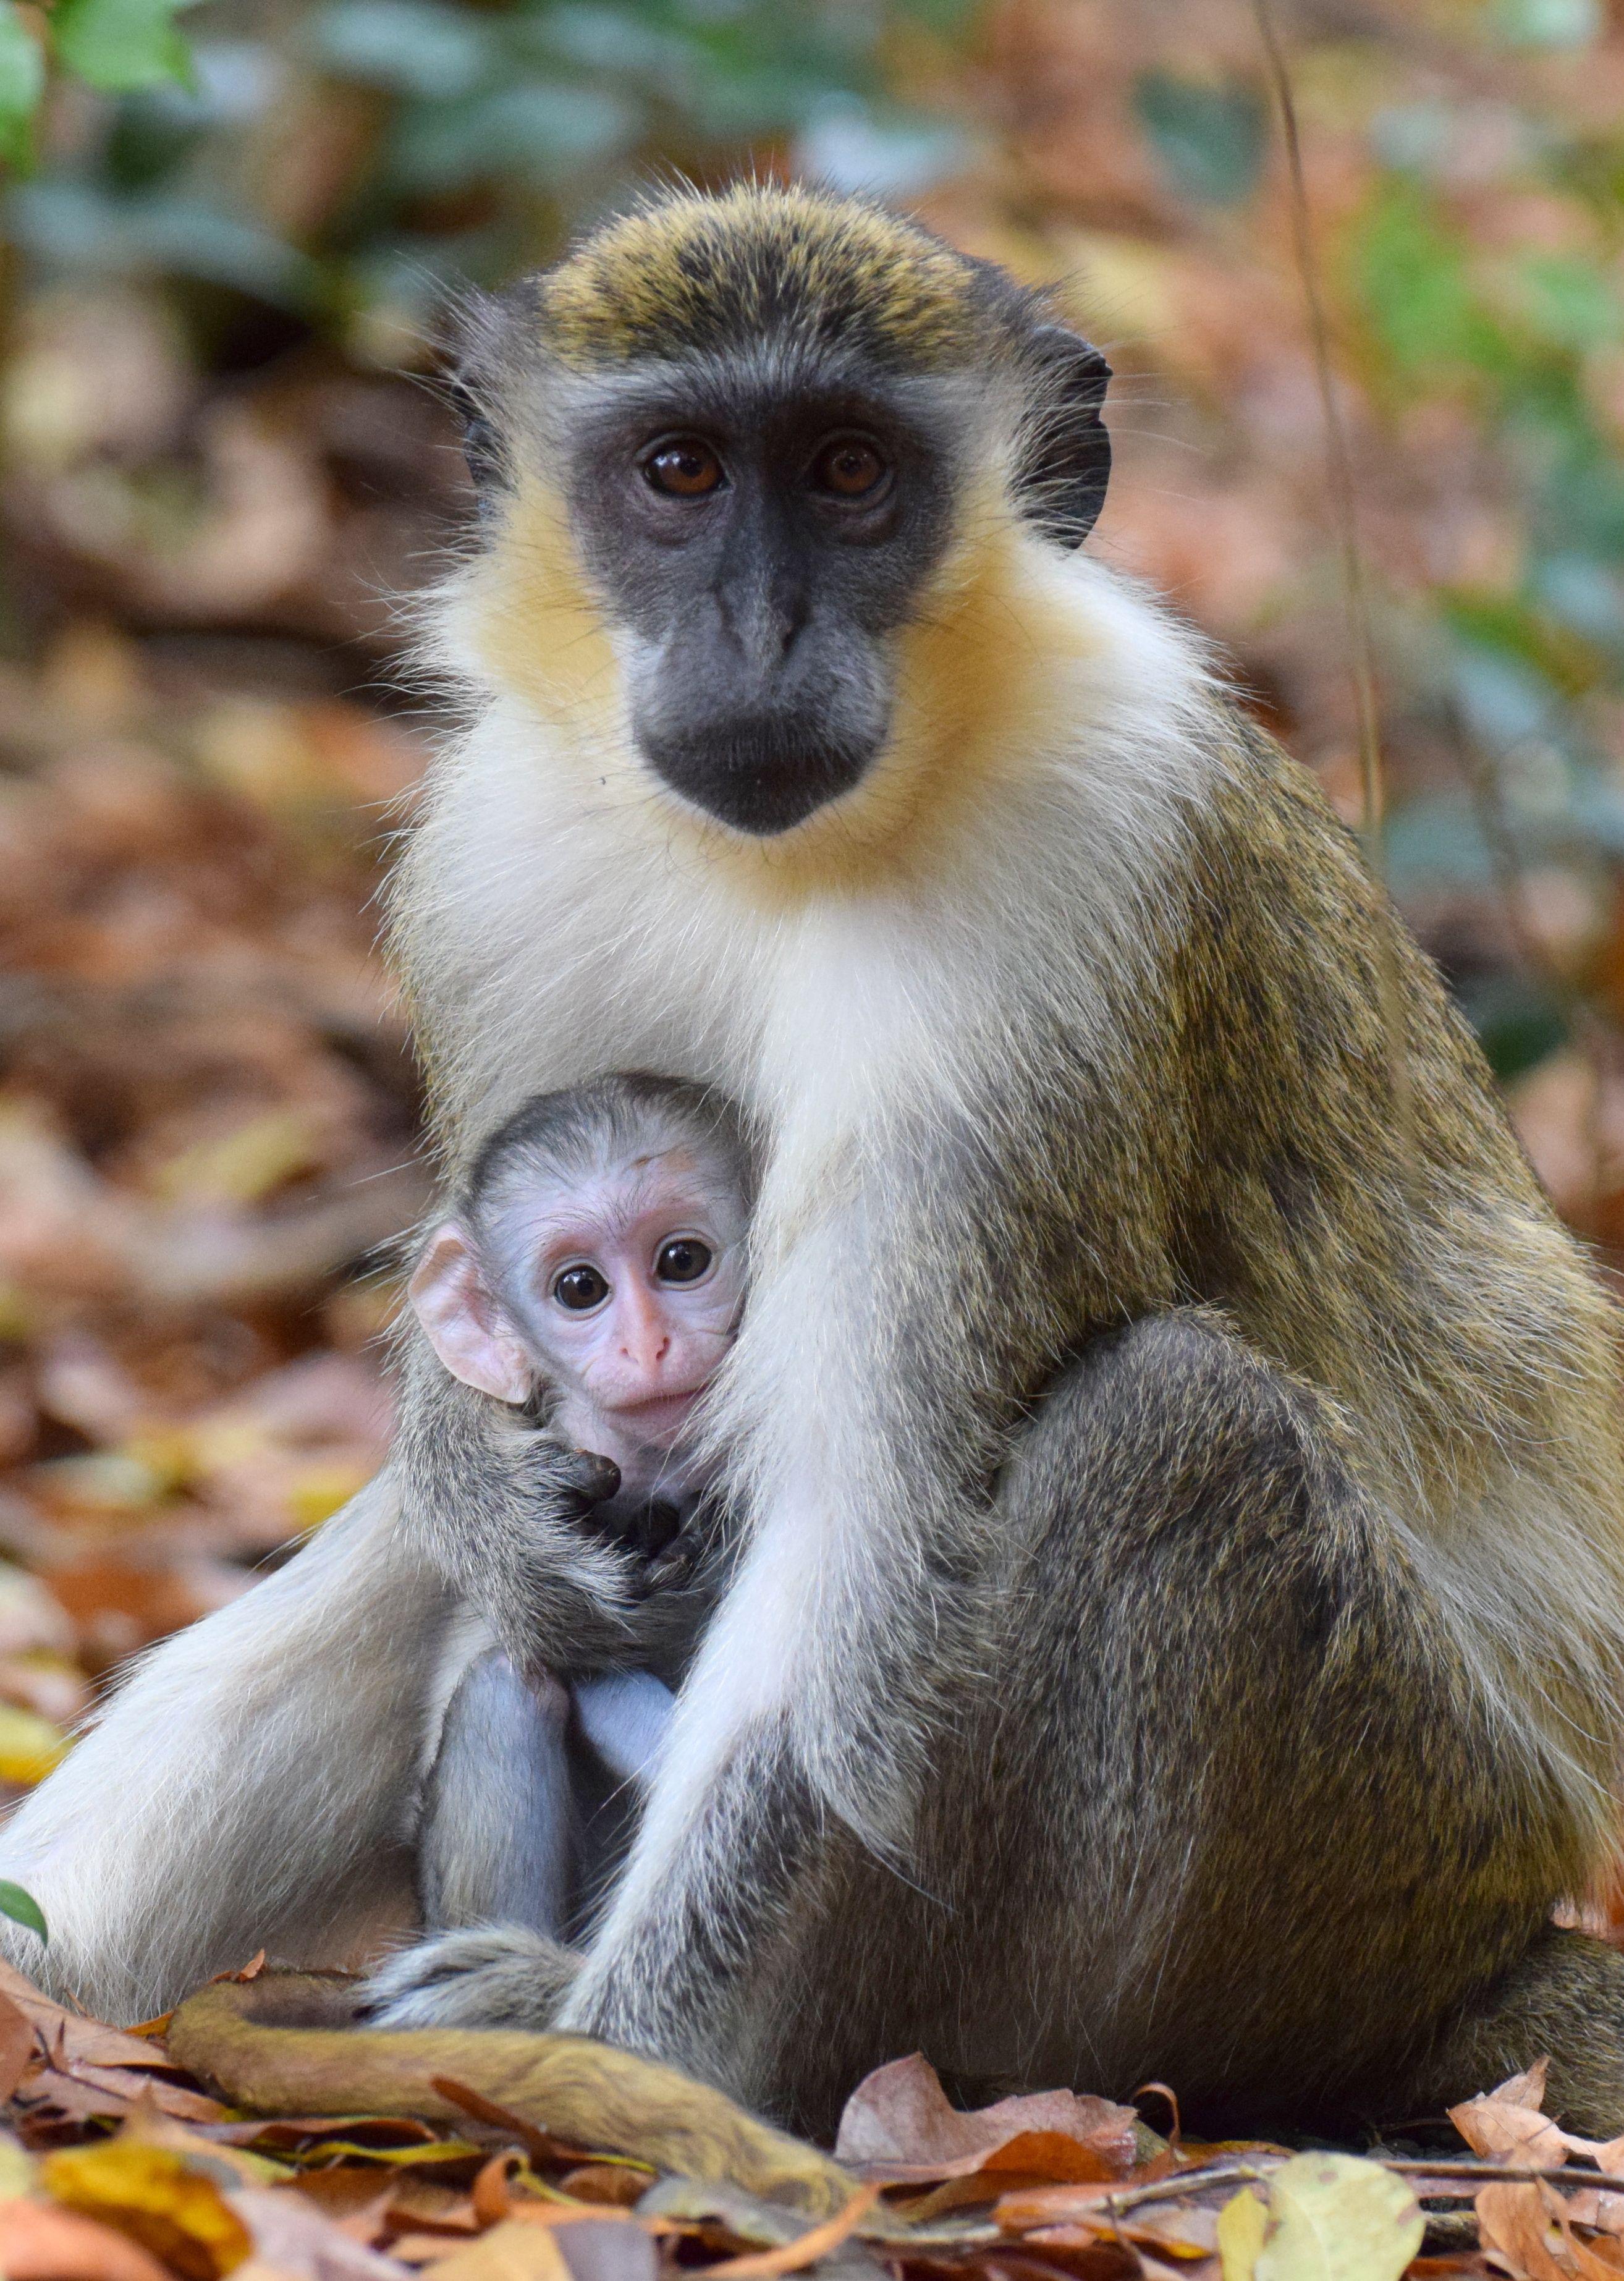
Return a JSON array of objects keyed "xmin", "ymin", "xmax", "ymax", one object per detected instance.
[{"xmin": 1, "ymin": 0, "xmax": 1623, "ymax": 1784}]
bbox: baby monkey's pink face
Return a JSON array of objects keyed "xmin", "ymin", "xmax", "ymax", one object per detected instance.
[
  {"xmin": 506, "ymin": 1147, "xmax": 746, "ymax": 1450},
  {"xmin": 410, "ymin": 1138, "xmax": 748, "ymax": 1484}
]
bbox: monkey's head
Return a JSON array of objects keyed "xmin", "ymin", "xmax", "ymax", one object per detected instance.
[{"xmin": 449, "ymin": 183, "xmax": 1111, "ymax": 847}]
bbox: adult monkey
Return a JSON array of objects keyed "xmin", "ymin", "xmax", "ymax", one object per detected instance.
[{"xmin": 6, "ymin": 182, "xmax": 1624, "ymax": 2141}]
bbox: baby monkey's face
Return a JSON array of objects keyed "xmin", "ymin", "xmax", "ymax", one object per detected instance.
[{"xmin": 504, "ymin": 1147, "xmax": 747, "ymax": 1450}]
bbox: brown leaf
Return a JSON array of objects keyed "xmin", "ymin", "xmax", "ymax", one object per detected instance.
[
  {"xmin": 11, "ymin": 2057, "xmax": 138, "ymax": 2130},
  {"xmin": 1452, "ymin": 2065, "xmax": 1571, "ymax": 2169},
  {"xmin": 0, "ymin": 1989, "xmax": 38, "ymax": 2102},
  {"xmin": 1476, "ymin": 2182, "xmax": 1619, "ymax": 2280},
  {"xmin": 703, "ymin": 2185, "xmax": 879, "ymax": 2278},
  {"xmin": 420, "ymin": 2219, "xmax": 573, "ymax": 2281},
  {"xmin": 1450, "ymin": 2062, "xmax": 1624, "ymax": 2181},
  {"xmin": 834, "ymin": 2057, "xmax": 1140, "ymax": 2184},
  {"xmin": 0, "ymin": 1957, "xmax": 193, "ymax": 2076},
  {"xmin": 228, "ymin": 2186, "xmax": 413, "ymax": 2281},
  {"xmin": 57, "ymin": 2058, "xmax": 224, "ymax": 2122}
]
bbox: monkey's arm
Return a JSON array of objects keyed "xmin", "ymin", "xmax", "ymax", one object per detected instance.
[
  {"xmin": 0, "ymin": 1468, "xmax": 457, "ymax": 2023},
  {"xmin": 373, "ymin": 1169, "xmax": 1005, "ymax": 2082},
  {"xmin": 395, "ymin": 1329, "xmax": 729, "ymax": 1684}
]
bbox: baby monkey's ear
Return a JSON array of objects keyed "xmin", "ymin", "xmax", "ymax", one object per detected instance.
[{"xmin": 410, "ymin": 1223, "xmax": 535, "ymax": 1404}]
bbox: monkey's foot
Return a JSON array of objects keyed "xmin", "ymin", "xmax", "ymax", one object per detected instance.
[{"xmin": 362, "ymin": 1926, "xmax": 580, "ymax": 2030}]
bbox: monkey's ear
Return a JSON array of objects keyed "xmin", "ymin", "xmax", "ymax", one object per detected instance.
[
  {"xmin": 1018, "ymin": 324, "xmax": 1112, "ymax": 549},
  {"xmin": 446, "ymin": 377, "xmax": 508, "ymax": 499},
  {"xmin": 410, "ymin": 1224, "xmax": 533, "ymax": 1404}
]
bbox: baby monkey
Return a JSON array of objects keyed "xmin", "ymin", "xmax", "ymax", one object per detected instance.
[{"xmin": 405, "ymin": 1073, "xmax": 752, "ymax": 1942}]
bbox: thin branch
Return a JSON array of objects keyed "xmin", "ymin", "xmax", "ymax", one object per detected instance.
[
  {"xmin": 1095, "ymin": 2152, "xmax": 1624, "ymax": 2220},
  {"xmin": 1251, "ymin": 0, "xmax": 1414, "ymax": 1149}
]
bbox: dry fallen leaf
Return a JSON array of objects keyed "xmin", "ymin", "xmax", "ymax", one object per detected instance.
[
  {"xmin": 43, "ymin": 2138, "xmax": 254, "ymax": 2280},
  {"xmin": 0, "ymin": 2191, "xmax": 177, "ymax": 2281},
  {"xmin": 227, "ymin": 2185, "xmax": 414, "ymax": 2281},
  {"xmin": 0, "ymin": 1990, "xmax": 38, "ymax": 2103},
  {"xmin": 1212, "ymin": 2155, "xmax": 1423, "ymax": 2281},
  {"xmin": 421, "ymin": 2220, "xmax": 573, "ymax": 2281},
  {"xmin": 1474, "ymin": 2180, "xmax": 1621, "ymax": 2281},
  {"xmin": 1452, "ymin": 2064, "xmax": 1574, "ymax": 2169},
  {"xmin": 834, "ymin": 2055, "xmax": 1140, "ymax": 2183}
]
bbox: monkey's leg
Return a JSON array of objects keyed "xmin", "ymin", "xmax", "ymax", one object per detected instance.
[
  {"xmin": 927, "ymin": 1311, "xmax": 1596, "ymax": 2136},
  {"xmin": 573, "ymin": 1672, "xmax": 675, "ymax": 1788},
  {"xmin": 1410, "ymin": 1925, "xmax": 1624, "ymax": 2138},
  {"xmin": 738, "ymin": 1311, "xmax": 1599, "ymax": 2139},
  {"xmin": 0, "ymin": 1468, "xmax": 458, "ymax": 2023},
  {"xmin": 419, "ymin": 1651, "xmax": 577, "ymax": 1938},
  {"xmin": 366, "ymin": 1309, "xmax": 1604, "ymax": 2136}
]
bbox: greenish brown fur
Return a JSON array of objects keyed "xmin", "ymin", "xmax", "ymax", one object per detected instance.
[{"xmin": 539, "ymin": 183, "xmax": 983, "ymax": 371}]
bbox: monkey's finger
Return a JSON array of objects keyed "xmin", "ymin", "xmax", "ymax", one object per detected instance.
[
  {"xmin": 561, "ymin": 1450, "xmax": 622, "ymax": 1507},
  {"xmin": 638, "ymin": 1536, "xmax": 700, "ymax": 1596},
  {"xmin": 166, "ymin": 1973, "xmax": 855, "ymax": 2219}
]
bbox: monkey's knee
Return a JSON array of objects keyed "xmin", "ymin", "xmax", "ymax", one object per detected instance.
[
  {"xmin": 1009, "ymin": 1307, "xmax": 1355, "ymax": 1583},
  {"xmin": 1416, "ymin": 1926, "xmax": 1624, "ymax": 2137}
]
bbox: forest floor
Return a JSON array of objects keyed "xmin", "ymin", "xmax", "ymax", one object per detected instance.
[{"xmin": 7, "ymin": 6, "xmax": 1624, "ymax": 2269}]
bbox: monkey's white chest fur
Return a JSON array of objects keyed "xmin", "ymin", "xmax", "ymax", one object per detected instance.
[{"xmin": 406, "ymin": 550, "xmax": 1218, "ymax": 1165}]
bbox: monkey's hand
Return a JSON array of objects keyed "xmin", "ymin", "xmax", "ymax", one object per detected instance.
[
  {"xmin": 395, "ymin": 1334, "xmax": 645, "ymax": 1674},
  {"xmin": 362, "ymin": 1925, "xmax": 579, "ymax": 2031},
  {"xmin": 618, "ymin": 1498, "xmax": 735, "ymax": 1689}
]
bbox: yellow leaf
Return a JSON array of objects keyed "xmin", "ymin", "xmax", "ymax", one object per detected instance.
[
  {"xmin": 1254, "ymin": 2155, "xmax": 1423, "ymax": 2281},
  {"xmin": 0, "ymin": 1702, "xmax": 70, "ymax": 1786},
  {"xmin": 288, "ymin": 1458, "xmax": 374, "ymax": 1531},
  {"xmin": 1218, "ymin": 2186, "xmax": 1269, "ymax": 2281},
  {"xmin": 152, "ymin": 1109, "xmax": 322, "ymax": 1206},
  {"xmin": 43, "ymin": 2141, "xmax": 254, "ymax": 2280},
  {"xmin": 0, "ymin": 2131, "xmax": 36, "ymax": 2200}
]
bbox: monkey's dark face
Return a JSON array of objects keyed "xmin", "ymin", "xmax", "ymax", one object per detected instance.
[{"xmin": 564, "ymin": 371, "xmax": 958, "ymax": 836}]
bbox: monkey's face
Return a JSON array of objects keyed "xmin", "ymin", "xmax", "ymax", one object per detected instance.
[
  {"xmin": 452, "ymin": 188, "xmax": 1112, "ymax": 855},
  {"xmin": 505, "ymin": 1143, "xmax": 749, "ymax": 1450},
  {"xmin": 559, "ymin": 366, "xmax": 959, "ymax": 837}
]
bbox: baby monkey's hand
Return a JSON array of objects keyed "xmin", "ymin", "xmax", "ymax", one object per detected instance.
[{"xmin": 584, "ymin": 1492, "xmax": 703, "ymax": 1596}]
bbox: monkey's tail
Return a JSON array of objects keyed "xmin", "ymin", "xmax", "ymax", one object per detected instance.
[{"xmin": 166, "ymin": 1973, "xmax": 855, "ymax": 2216}]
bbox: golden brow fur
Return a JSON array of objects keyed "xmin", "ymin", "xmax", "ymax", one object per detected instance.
[{"xmin": 538, "ymin": 183, "xmax": 983, "ymax": 371}]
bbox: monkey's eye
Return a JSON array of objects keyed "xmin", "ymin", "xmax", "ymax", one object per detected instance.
[
  {"xmin": 553, "ymin": 1263, "xmax": 610, "ymax": 1311},
  {"xmin": 810, "ymin": 435, "xmax": 888, "ymax": 501},
  {"xmin": 643, "ymin": 438, "xmax": 725, "ymax": 498},
  {"xmin": 654, "ymin": 1237, "xmax": 713, "ymax": 1285}
]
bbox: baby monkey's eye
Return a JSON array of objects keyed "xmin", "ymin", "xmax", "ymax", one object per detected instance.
[
  {"xmin": 655, "ymin": 1238, "xmax": 713, "ymax": 1284},
  {"xmin": 553, "ymin": 1264, "xmax": 610, "ymax": 1311},
  {"xmin": 644, "ymin": 438, "xmax": 724, "ymax": 497},
  {"xmin": 810, "ymin": 434, "xmax": 888, "ymax": 500}
]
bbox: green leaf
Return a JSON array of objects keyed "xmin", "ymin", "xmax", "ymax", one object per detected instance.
[
  {"xmin": 1495, "ymin": 0, "xmax": 1602, "ymax": 47},
  {"xmin": 1135, "ymin": 70, "xmax": 1267, "ymax": 206},
  {"xmin": 311, "ymin": 0, "xmax": 496, "ymax": 99},
  {"xmin": 392, "ymin": 79, "xmax": 636, "ymax": 190},
  {"xmin": 53, "ymin": 0, "xmax": 192, "ymax": 95},
  {"xmin": 0, "ymin": 1880, "xmax": 47, "ymax": 1945},
  {"xmin": 0, "ymin": 2, "xmax": 44, "ymax": 167},
  {"xmin": 1351, "ymin": 183, "xmax": 1515, "ymax": 382}
]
